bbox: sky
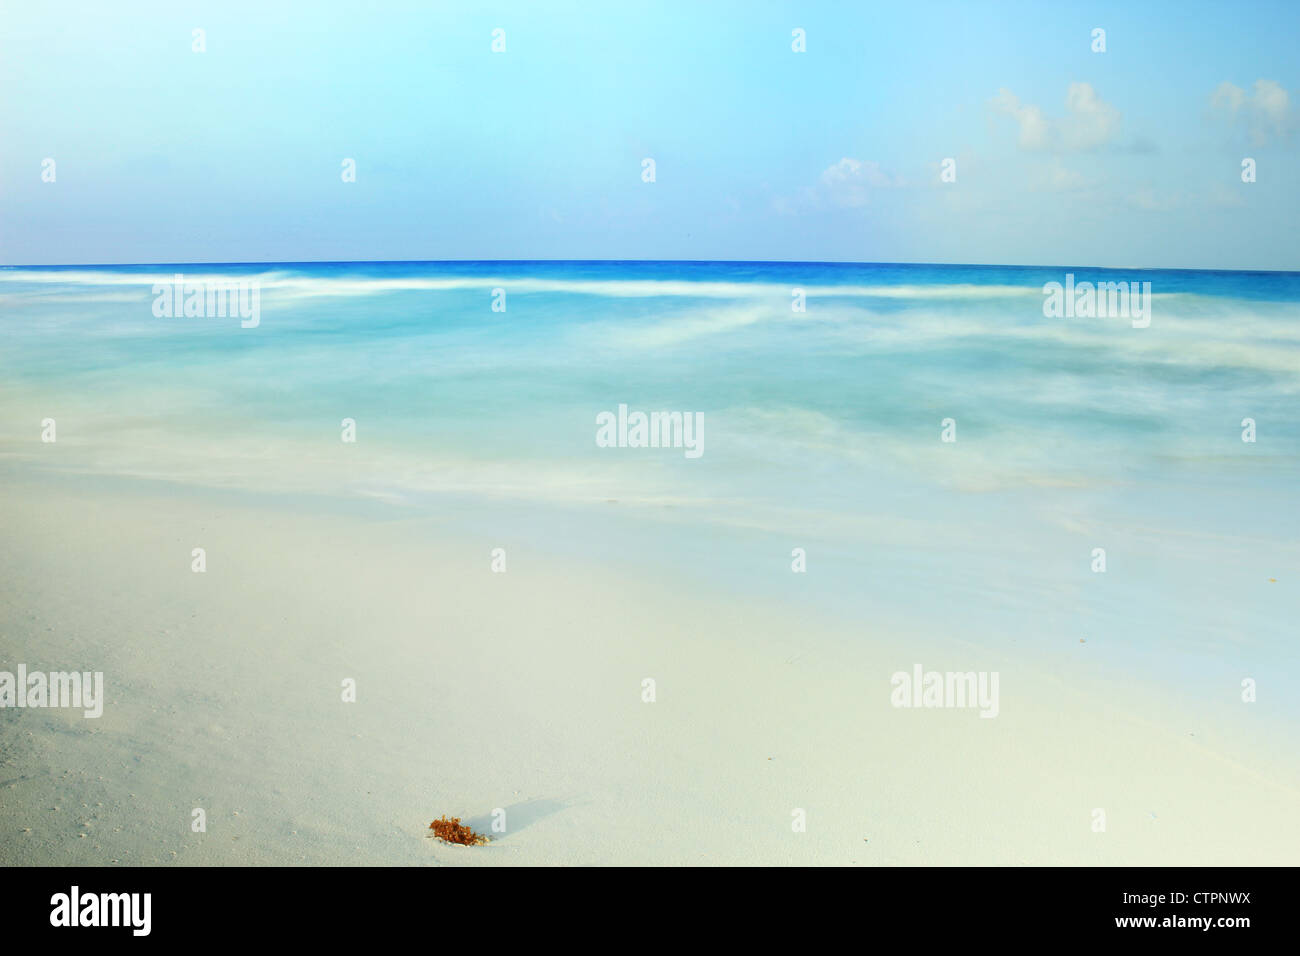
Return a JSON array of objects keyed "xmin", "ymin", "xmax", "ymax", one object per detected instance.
[{"xmin": 1, "ymin": 0, "xmax": 1297, "ymax": 269}]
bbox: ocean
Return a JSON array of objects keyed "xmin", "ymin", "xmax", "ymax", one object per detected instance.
[{"xmin": 2, "ymin": 260, "xmax": 1297, "ymax": 715}]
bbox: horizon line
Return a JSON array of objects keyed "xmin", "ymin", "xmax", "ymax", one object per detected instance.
[{"xmin": 3, "ymin": 257, "xmax": 1298, "ymax": 276}]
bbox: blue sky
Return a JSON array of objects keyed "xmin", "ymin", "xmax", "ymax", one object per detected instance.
[{"xmin": 1, "ymin": 0, "xmax": 1296, "ymax": 269}]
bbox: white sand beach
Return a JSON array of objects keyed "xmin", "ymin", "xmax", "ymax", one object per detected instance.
[{"xmin": 2, "ymin": 476, "xmax": 1296, "ymax": 866}]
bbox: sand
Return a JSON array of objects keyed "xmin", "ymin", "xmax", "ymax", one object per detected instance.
[{"xmin": 1, "ymin": 476, "xmax": 1297, "ymax": 866}]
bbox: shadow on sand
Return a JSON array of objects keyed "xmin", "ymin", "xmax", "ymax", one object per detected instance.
[{"xmin": 465, "ymin": 798, "xmax": 571, "ymax": 840}]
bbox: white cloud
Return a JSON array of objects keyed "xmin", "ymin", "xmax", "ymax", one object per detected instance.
[
  {"xmin": 818, "ymin": 158, "xmax": 900, "ymax": 207},
  {"xmin": 1062, "ymin": 82, "xmax": 1122, "ymax": 150},
  {"xmin": 990, "ymin": 83, "xmax": 1121, "ymax": 152},
  {"xmin": 1209, "ymin": 81, "xmax": 1246, "ymax": 113},
  {"xmin": 1209, "ymin": 79, "xmax": 1293, "ymax": 145},
  {"xmin": 989, "ymin": 89, "xmax": 1051, "ymax": 150},
  {"xmin": 1029, "ymin": 160, "xmax": 1090, "ymax": 192}
]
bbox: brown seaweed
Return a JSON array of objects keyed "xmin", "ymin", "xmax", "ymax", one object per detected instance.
[{"xmin": 428, "ymin": 815, "xmax": 489, "ymax": 846}]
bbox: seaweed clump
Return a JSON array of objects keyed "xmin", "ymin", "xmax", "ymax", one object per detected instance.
[{"xmin": 428, "ymin": 815, "xmax": 489, "ymax": 846}]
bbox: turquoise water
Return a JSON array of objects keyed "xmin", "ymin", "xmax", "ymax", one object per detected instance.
[{"xmin": 2, "ymin": 260, "xmax": 1298, "ymax": 710}]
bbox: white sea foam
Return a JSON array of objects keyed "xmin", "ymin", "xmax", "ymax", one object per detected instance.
[{"xmin": 0, "ymin": 268, "xmax": 1058, "ymax": 301}]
